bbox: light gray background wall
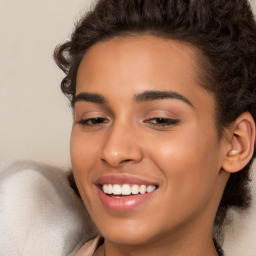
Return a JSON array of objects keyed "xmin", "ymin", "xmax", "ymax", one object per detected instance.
[
  {"xmin": 0, "ymin": 0, "xmax": 93, "ymax": 167},
  {"xmin": 0, "ymin": 0, "xmax": 256, "ymax": 168}
]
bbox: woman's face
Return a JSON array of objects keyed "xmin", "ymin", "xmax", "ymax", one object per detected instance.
[{"xmin": 71, "ymin": 35, "xmax": 228, "ymax": 246}]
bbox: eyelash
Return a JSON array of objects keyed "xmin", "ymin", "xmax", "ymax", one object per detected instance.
[
  {"xmin": 77, "ymin": 117, "xmax": 179, "ymax": 128},
  {"xmin": 77, "ymin": 117, "xmax": 109, "ymax": 126},
  {"xmin": 144, "ymin": 117, "xmax": 179, "ymax": 127}
]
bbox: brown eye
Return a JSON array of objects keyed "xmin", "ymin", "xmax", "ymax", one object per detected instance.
[
  {"xmin": 78, "ymin": 117, "xmax": 109, "ymax": 126},
  {"xmin": 144, "ymin": 117, "xmax": 179, "ymax": 126}
]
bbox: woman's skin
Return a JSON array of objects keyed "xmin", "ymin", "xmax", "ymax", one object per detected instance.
[{"xmin": 72, "ymin": 35, "xmax": 255, "ymax": 256}]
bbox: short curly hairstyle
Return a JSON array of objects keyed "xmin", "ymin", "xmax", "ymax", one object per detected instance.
[{"xmin": 54, "ymin": 0, "xmax": 256, "ymax": 234}]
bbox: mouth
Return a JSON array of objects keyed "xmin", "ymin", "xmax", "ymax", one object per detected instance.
[
  {"xmin": 95, "ymin": 175, "xmax": 159, "ymax": 212},
  {"xmin": 101, "ymin": 184, "xmax": 157, "ymax": 197}
]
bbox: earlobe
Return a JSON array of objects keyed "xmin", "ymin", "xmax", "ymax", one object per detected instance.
[{"xmin": 222, "ymin": 112, "xmax": 255, "ymax": 173}]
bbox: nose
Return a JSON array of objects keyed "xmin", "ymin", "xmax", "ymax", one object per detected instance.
[{"xmin": 100, "ymin": 121, "xmax": 143, "ymax": 167}]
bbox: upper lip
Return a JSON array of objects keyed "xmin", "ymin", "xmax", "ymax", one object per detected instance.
[{"xmin": 95, "ymin": 174, "xmax": 158, "ymax": 186}]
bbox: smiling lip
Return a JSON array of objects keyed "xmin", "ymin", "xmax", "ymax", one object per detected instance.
[{"xmin": 95, "ymin": 175, "xmax": 158, "ymax": 212}]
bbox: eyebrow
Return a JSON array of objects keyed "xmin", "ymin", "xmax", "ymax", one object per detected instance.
[
  {"xmin": 134, "ymin": 90, "xmax": 194, "ymax": 107},
  {"xmin": 73, "ymin": 92, "xmax": 108, "ymax": 106},
  {"xmin": 73, "ymin": 90, "xmax": 193, "ymax": 107}
]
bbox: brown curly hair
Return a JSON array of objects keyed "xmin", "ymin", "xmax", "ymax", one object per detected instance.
[{"xmin": 54, "ymin": 0, "xmax": 256, "ymax": 235}]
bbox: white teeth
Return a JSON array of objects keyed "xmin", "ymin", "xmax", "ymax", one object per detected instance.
[
  {"xmin": 113, "ymin": 184, "xmax": 122, "ymax": 195},
  {"xmin": 122, "ymin": 184, "xmax": 131, "ymax": 195},
  {"xmin": 131, "ymin": 184, "xmax": 140, "ymax": 194},
  {"xmin": 146, "ymin": 185, "xmax": 156, "ymax": 193},
  {"xmin": 102, "ymin": 184, "xmax": 108, "ymax": 193},
  {"xmin": 139, "ymin": 185, "xmax": 146, "ymax": 194},
  {"xmin": 102, "ymin": 184, "xmax": 156, "ymax": 195},
  {"xmin": 107, "ymin": 184, "xmax": 113, "ymax": 194}
]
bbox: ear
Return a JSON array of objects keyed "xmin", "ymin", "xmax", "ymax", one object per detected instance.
[{"xmin": 222, "ymin": 112, "xmax": 255, "ymax": 173}]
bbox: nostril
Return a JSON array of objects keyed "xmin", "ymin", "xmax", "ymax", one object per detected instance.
[
  {"xmin": 100, "ymin": 157, "xmax": 134, "ymax": 167},
  {"xmin": 120, "ymin": 159, "xmax": 133, "ymax": 164}
]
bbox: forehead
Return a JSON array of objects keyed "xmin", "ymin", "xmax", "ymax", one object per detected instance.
[{"xmin": 76, "ymin": 35, "xmax": 213, "ymax": 109}]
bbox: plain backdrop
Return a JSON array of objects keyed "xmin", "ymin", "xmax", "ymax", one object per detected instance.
[
  {"xmin": 0, "ymin": 0, "xmax": 93, "ymax": 168},
  {"xmin": 0, "ymin": 0, "xmax": 256, "ymax": 168},
  {"xmin": 1, "ymin": 1, "xmax": 256, "ymax": 256}
]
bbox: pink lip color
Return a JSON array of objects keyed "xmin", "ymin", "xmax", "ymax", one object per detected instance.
[
  {"xmin": 95, "ymin": 174, "xmax": 157, "ymax": 186},
  {"xmin": 97, "ymin": 187, "xmax": 155, "ymax": 212},
  {"xmin": 95, "ymin": 175, "xmax": 157, "ymax": 212}
]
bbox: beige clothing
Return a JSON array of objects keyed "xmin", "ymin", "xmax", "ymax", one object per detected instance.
[
  {"xmin": 76, "ymin": 236, "xmax": 104, "ymax": 256},
  {"xmin": 0, "ymin": 160, "xmax": 98, "ymax": 256}
]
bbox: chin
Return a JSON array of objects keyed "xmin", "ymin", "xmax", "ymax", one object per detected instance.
[
  {"xmin": 96, "ymin": 216, "xmax": 164, "ymax": 246},
  {"xmin": 103, "ymin": 230, "xmax": 153, "ymax": 246}
]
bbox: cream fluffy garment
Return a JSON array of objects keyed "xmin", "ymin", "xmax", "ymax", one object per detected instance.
[
  {"xmin": 223, "ymin": 161, "xmax": 256, "ymax": 256},
  {"xmin": 1, "ymin": 160, "xmax": 256, "ymax": 256},
  {"xmin": 0, "ymin": 160, "xmax": 98, "ymax": 256}
]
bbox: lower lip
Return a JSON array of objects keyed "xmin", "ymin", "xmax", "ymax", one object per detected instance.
[{"xmin": 98, "ymin": 187, "xmax": 156, "ymax": 212}]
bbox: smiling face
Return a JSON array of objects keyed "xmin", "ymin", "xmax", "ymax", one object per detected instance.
[{"xmin": 71, "ymin": 35, "xmax": 229, "ymax": 252}]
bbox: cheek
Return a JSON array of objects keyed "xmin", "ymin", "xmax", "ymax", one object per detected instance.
[
  {"xmin": 70, "ymin": 128, "xmax": 99, "ymax": 192},
  {"xmin": 70, "ymin": 129, "xmax": 103, "ymax": 213},
  {"xmin": 70, "ymin": 127, "xmax": 100, "ymax": 168},
  {"xmin": 147, "ymin": 126, "xmax": 222, "ymax": 199}
]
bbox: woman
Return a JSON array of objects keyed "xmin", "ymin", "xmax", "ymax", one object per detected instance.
[{"xmin": 54, "ymin": 0, "xmax": 256, "ymax": 255}]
